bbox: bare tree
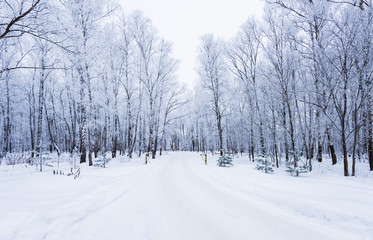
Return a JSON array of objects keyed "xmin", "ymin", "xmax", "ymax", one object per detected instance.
[
  {"xmin": 132, "ymin": 12, "xmax": 178, "ymax": 159},
  {"xmin": 227, "ymin": 16, "xmax": 265, "ymax": 157},
  {"xmin": 262, "ymin": 7, "xmax": 300, "ymax": 175},
  {"xmin": 198, "ymin": 34, "xmax": 228, "ymax": 156}
]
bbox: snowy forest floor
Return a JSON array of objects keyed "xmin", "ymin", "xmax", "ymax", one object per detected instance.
[{"xmin": 1, "ymin": 152, "xmax": 373, "ymax": 240}]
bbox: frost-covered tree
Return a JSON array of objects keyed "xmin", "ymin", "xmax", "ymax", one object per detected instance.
[
  {"xmin": 227, "ymin": 16, "xmax": 265, "ymax": 159},
  {"xmin": 0, "ymin": 2, "xmax": 184, "ymax": 166},
  {"xmin": 131, "ymin": 11, "xmax": 179, "ymax": 159},
  {"xmin": 198, "ymin": 34, "xmax": 229, "ymax": 156}
]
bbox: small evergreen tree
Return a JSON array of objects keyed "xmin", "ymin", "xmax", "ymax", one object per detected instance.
[
  {"xmin": 254, "ymin": 147, "xmax": 274, "ymax": 173},
  {"xmin": 94, "ymin": 152, "xmax": 111, "ymax": 168},
  {"xmin": 217, "ymin": 155, "xmax": 233, "ymax": 167},
  {"xmin": 285, "ymin": 149, "xmax": 309, "ymax": 176},
  {"xmin": 255, "ymin": 155, "xmax": 274, "ymax": 173}
]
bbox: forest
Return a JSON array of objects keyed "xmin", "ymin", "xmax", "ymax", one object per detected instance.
[{"xmin": 1, "ymin": 0, "xmax": 373, "ymax": 177}]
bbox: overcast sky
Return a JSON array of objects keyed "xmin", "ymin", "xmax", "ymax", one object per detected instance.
[{"xmin": 117, "ymin": 0, "xmax": 265, "ymax": 89}]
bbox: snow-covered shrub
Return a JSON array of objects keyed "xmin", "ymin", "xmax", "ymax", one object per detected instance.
[
  {"xmin": 217, "ymin": 155, "xmax": 233, "ymax": 167},
  {"xmin": 41, "ymin": 152, "xmax": 53, "ymax": 167},
  {"xmin": 31, "ymin": 152, "xmax": 54, "ymax": 168},
  {"xmin": 4, "ymin": 153, "xmax": 28, "ymax": 165}
]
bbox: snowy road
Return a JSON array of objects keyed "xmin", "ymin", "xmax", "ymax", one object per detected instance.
[{"xmin": 1, "ymin": 152, "xmax": 373, "ymax": 239}]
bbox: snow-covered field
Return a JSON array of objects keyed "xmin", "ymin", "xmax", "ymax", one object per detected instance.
[{"xmin": 1, "ymin": 152, "xmax": 373, "ymax": 240}]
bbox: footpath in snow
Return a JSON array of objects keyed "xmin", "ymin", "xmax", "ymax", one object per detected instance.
[{"xmin": 1, "ymin": 152, "xmax": 373, "ymax": 240}]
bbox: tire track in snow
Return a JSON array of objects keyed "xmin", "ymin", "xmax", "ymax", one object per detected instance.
[{"xmin": 40, "ymin": 152, "xmax": 369, "ymax": 240}]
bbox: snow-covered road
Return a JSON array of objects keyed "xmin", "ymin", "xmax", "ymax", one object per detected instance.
[{"xmin": 1, "ymin": 152, "xmax": 373, "ymax": 239}]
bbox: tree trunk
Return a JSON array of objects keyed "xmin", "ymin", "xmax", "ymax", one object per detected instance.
[
  {"xmin": 367, "ymin": 77, "xmax": 373, "ymax": 170},
  {"xmin": 127, "ymin": 98, "xmax": 132, "ymax": 158},
  {"xmin": 250, "ymin": 113, "xmax": 255, "ymax": 161},
  {"xmin": 369, "ymin": 137, "xmax": 373, "ymax": 171},
  {"xmin": 88, "ymin": 90, "xmax": 94, "ymax": 166},
  {"xmin": 36, "ymin": 62, "xmax": 46, "ymax": 162},
  {"xmin": 316, "ymin": 110, "xmax": 323, "ymax": 163},
  {"xmin": 112, "ymin": 115, "xmax": 118, "ymax": 158},
  {"xmin": 148, "ymin": 90, "xmax": 155, "ymax": 159},
  {"xmin": 342, "ymin": 127, "xmax": 349, "ymax": 177},
  {"xmin": 326, "ymin": 126, "xmax": 338, "ymax": 165},
  {"xmin": 79, "ymin": 70, "xmax": 87, "ymax": 164},
  {"xmin": 29, "ymin": 91, "xmax": 35, "ymax": 158},
  {"xmin": 282, "ymin": 102, "xmax": 289, "ymax": 162},
  {"xmin": 3, "ymin": 73, "xmax": 11, "ymax": 154},
  {"xmin": 254, "ymin": 94, "xmax": 265, "ymax": 156},
  {"xmin": 287, "ymin": 99, "xmax": 298, "ymax": 176},
  {"xmin": 352, "ymin": 129, "xmax": 358, "ymax": 177},
  {"xmin": 138, "ymin": 111, "xmax": 143, "ymax": 158},
  {"xmin": 342, "ymin": 67, "xmax": 349, "ymax": 177},
  {"xmin": 217, "ymin": 113, "xmax": 223, "ymax": 156}
]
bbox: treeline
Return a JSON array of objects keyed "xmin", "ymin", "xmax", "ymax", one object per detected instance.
[
  {"xmin": 0, "ymin": 0, "xmax": 185, "ymax": 165},
  {"xmin": 1, "ymin": 0, "xmax": 373, "ymax": 176},
  {"xmin": 174, "ymin": 0, "xmax": 372, "ymax": 176}
]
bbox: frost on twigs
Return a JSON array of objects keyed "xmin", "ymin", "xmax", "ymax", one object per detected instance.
[
  {"xmin": 3, "ymin": 153, "xmax": 28, "ymax": 165},
  {"xmin": 217, "ymin": 155, "xmax": 233, "ymax": 167},
  {"xmin": 29, "ymin": 151, "xmax": 53, "ymax": 171}
]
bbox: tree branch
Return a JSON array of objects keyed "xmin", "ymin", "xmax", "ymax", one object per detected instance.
[{"xmin": 0, "ymin": 0, "xmax": 41, "ymax": 40}]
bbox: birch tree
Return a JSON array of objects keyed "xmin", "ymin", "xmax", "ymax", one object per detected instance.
[
  {"xmin": 227, "ymin": 16, "xmax": 265, "ymax": 157},
  {"xmin": 198, "ymin": 34, "xmax": 228, "ymax": 156}
]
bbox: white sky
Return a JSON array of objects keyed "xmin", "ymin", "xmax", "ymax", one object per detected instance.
[{"xmin": 117, "ymin": 0, "xmax": 265, "ymax": 89}]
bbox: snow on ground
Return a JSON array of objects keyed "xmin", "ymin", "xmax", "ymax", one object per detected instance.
[{"xmin": 1, "ymin": 152, "xmax": 373, "ymax": 240}]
